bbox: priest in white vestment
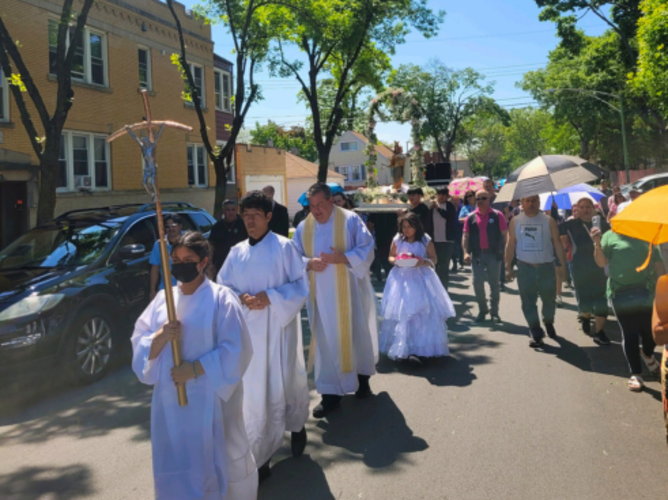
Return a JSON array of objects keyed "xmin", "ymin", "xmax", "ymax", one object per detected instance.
[
  {"xmin": 218, "ymin": 190, "xmax": 310, "ymax": 482},
  {"xmin": 132, "ymin": 231, "xmax": 258, "ymax": 500},
  {"xmin": 293, "ymin": 182, "xmax": 379, "ymax": 418}
]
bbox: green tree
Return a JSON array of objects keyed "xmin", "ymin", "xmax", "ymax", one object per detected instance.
[
  {"xmin": 269, "ymin": 0, "xmax": 444, "ymax": 181},
  {"xmin": 629, "ymin": 0, "xmax": 668, "ymax": 119},
  {"xmin": 459, "ymin": 113, "xmax": 510, "ymax": 178},
  {"xmin": 249, "ymin": 121, "xmax": 318, "ymax": 161},
  {"xmin": 169, "ymin": 0, "xmax": 275, "ymax": 218},
  {"xmin": 0, "ymin": 0, "xmax": 95, "ymax": 224},
  {"xmin": 390, "ymin": 61, "xmax": 501, "ymax": 162}
]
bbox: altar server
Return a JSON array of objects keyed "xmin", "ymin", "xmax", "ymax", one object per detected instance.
[
  {"xmin": 218, "ymin": 190, "xmax": 310, "ymax": 481},
  {"xmin": 131, "ymin": 232, "xmax": 257, "ymax": 500},
  {"xmin": 293, "ymin": 183, "xmax": 379, "ymax": 418}
]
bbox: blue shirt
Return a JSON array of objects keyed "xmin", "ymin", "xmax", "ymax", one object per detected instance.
[
  {"xmin": 149, "ymin": 238, "xmax": 178, "ymax": 290},
  {"xmin": 459, "ymin": 204, "xmax": 476, "ymax": 221}
]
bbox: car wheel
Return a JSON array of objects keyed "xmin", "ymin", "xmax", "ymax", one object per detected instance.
[{"xmin": 65, "ymin": 308, "xmax": 116, "ymax": 385}]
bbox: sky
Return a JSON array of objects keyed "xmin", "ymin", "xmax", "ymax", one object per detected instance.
[{"xmin": 179, "ymin": 0, "xmax": 608, "ymax": 148}]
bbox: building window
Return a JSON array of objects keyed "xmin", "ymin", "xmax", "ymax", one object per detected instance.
[
  {"xmin": 188, "ymin": 64, "xmax": 205, "ymax": 107},
  {"xmin": 187, "ymin": 144, "xmax": 208, "ymax": 187},
  {"xmin": 48, "ymin": 19, "xmax": 107, "ymax": 86},
  {"xmin": 214, "ymin": 69, "xmax": 232, "ymax": 112},
  {"xmin": 57, "ymin": 131, "xmax": 111, "ymax": 192},
  {"xmin": 340, "ymin": 141, "xmax": 358, "ymax": 152},
  {"xmin": 351, "ymin": 165, "xmax": 362, "ymax": 181},
  {"xmin": 0, "ymin": 66, "xmax": 8, "ymax": 122},
  {"xmin": 138, "ymin": 47, "xmax": 151, "ymax": 90}
]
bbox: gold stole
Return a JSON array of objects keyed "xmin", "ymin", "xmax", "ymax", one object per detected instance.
[{"xmin": 303, "ymin": 206, "xmax": 354, "ymax": 373}]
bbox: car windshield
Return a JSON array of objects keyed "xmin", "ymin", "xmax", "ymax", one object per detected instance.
[{"xmin": 0, "ymin": 221, "xmax": 121, "ymax": 270}]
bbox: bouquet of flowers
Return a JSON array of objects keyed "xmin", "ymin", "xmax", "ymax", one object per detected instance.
[{"xmin": 395, "ymin": 252, "xmax": 420, "ymax": 268}]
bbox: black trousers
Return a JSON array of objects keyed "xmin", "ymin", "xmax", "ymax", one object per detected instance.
[
  {"xmin": 611, "ymin": 299, "xmax": 656, "ymax": 375},
  {"xmin": 434, "ymin": 241, "xmax": 454, "ymax": 289}
]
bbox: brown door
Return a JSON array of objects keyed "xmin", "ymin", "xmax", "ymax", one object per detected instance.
[{"xmin": 0, "ymin": 181, "xmax": 29, "ymax": 249}]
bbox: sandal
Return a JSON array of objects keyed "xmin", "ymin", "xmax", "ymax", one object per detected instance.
[
  {"xmin": 628, "ymin": 375, "xmax": 644, "ymax": 392},
  {"xmin": 641, "ymin": 352, "xmax": 661, "ymax": 377}
]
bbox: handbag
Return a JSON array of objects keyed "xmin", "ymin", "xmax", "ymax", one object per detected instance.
[{"xmin": 612, "ymin": 284, "xmax": 652, "ymax": 315}]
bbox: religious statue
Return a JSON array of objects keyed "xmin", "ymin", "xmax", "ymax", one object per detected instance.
[
  {"xmin": 125, "ymin": 124, "xmax": 165, "ymax": 201},
  {"xmin": 389, "ymin": 141, "xmax": 406, "ymax": 191}
]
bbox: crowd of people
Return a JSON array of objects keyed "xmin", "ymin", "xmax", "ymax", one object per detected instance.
[{"xmin": 132, "ymin": 180, "xmax": 668, "ymax": 500}]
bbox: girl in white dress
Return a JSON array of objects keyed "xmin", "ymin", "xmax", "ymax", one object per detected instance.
[
  {"xmin": 380, "ymin": 212, "xmax": 455, "ymax": 364},
  {"xmin": 131, "ymin": 232, "xmax": 258, "ymax": 500}
]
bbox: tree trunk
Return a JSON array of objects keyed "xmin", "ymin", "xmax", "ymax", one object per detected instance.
[
  {"xmin": 317, "ymin": 146, "xmax": 329, "ymax": 183},
  {"xmin": 444, "ymin": 141, "xmax": 453, "ymax": 163},
  {"xmin": 579, "ymin": 139, "xmax": 590, "ymax": 160},
  {"xmin": 212, "ymin": 155, "xmax": 228, "ymax": 220},
  {"xmin": 36, "ymin": 151, "xmax": 60, "ymax": 225}
]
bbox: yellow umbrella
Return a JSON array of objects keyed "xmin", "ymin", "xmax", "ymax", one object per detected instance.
[{"xmin": 611, "ymin": 184, "xmax": 668, "ymax": 270}]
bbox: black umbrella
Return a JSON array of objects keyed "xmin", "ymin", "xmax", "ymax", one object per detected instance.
[{"xmin": 495, "ymin": 155, "xmax": 604, "ymax": 203}]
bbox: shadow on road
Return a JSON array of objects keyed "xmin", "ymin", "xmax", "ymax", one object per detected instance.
[
  {"xmin": 0, "ymin": 464, "xmax": 95, "ymax": 500},
  {"xmin": 259, "ymin": 455, "xmax": 334, "ymax": 500},
  {"xmin": 0, "ymin": 367, "xmax": 151, "ymax": 445},
  {"xmin": 317, "ymin": 391, "xmax": 428, "ymax": 469}
]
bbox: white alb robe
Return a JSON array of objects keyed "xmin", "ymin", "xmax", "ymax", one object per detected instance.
[
  {"xmin": 131, "ymin": 278, "xmax": 258, "ymax": 500},
  {"xmin": 293, "ymin": 208, "xmax": 379, "ymax": 396},
  {"xmin": 217, "ymin": 232, "xmax": 310, "ymax": 467}
]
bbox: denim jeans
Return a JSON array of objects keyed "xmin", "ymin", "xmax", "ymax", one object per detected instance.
[
  {"xmin": 516, "ymin": 261, "xmax": 557, "ymax": 336},
  {"xmin": 472, "ymin": 252, "xmax": 501, "ymax": 315}
]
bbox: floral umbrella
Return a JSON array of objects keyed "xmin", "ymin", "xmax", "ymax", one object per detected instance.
[{"xmin": 448, "ymin": 177, "xmax": 485, "ymax": 197}]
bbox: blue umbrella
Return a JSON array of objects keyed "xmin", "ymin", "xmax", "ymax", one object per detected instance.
[
  {"xmin": 539, "ymin": 183, "xmax": 605, "ymax": 210},
  {"xmin": 298, "ymin": 182, "xmax": 344, "ymax": 206}
]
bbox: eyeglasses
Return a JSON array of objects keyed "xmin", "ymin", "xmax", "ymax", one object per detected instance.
[
  {"xmin": 165, "ymin": 224, "xmax": 180, "ymax": 229},
  {"xmin": 476, "ymin": 197, "xmax": 489, "ymax": 201}
]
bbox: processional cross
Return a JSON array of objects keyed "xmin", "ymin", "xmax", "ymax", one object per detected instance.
[{"xmin": 108, "ymin": 90, "xmax": 193, "ymax": 406}]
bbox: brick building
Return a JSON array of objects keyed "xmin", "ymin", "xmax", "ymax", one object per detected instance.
[{"xmin": 0, "ymin": 0, "xmax": 234, "ymax": 247}]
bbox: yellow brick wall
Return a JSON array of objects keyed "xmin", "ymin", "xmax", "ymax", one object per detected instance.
[
  {"xmin": 1, "ymin": 0, "xmax": 217, "ymax": 195},
  {"xmin": 235, "ymin": 144, "xmax": 288, "ymax": 202}
]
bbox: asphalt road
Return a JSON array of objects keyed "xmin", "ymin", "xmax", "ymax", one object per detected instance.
[{"xmin": 1, "ymin": 269, "xmax": 666, "ymax": 500}]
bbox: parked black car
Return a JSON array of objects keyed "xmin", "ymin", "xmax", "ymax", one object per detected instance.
[{"xmin": 0, "ymin": 202, "xmax": 216, "ymax": 392}]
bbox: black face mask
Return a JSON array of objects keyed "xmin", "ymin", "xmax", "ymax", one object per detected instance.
[{"xmin": 171, "ymin": 262, "xmax": 201, "ymax": 284}]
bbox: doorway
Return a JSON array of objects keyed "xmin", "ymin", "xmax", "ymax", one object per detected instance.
[{"xmin": 0, "ymin": 181, "xmax": 29, "ymax": 249}]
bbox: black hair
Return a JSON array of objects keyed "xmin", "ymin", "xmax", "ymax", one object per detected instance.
[
  {"xmin": 345, "ymin": 194, "xmax": 356, "ymax": 210},
  {"xmin": 170, "ymin": 231, "xmax": 214, "ymax": 278},
  {"xmin": 407, "ymin": 187, "xmax": 424, "ymax": 197},
  {"xmin": 239, "ymin": 190, "xmax": 273, "ymax": 215},
  {"xmin": 436, "ymin": 186, "xmax": 449, "ymax": 196},
  {"xmin": 397, "ymin": 211, "xmax": 425, "ymax": 243},
  {"xmin": 308, "ymin": 182, "xmax": 332, "ymax": 200},
  {"xmin": 164, "ymin": 213, "xmax": 181, "ymax": 225}
]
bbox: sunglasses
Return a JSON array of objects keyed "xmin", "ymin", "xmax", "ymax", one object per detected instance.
[
  {"xmin": 165, "ymin": 224, "xmax": 180, "ymax": 229},
  {"xmin": 476, "ymin": 197, "xmax": 489, "ymax": 201}
]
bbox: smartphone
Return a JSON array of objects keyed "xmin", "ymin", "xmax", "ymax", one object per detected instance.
[{"xmin": 592, "ymin": 215, "xmax": 601, "ymax": 231}]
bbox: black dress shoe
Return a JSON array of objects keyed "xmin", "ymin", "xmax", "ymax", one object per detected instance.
[
  {"xmin": 491, "ymin": 314, "xmax": 502, "ymax": 324},
  {"xmin": 474, "ymin": 312, "xmax": 488, "ymax": 323},
  {"xmin": 291, "ymin": 427, "xmax": 307, "ymax": 457},
  {"xmin": 312, "ymin": 395, "xmax": 341, "ymax": 418},
  {"xmin": 258, "ymin": 459, "xmax": 271, "ymax": 483},
  {"xmin": 355, "ymin": 374, "xmax": 372, "ymax": 399}
]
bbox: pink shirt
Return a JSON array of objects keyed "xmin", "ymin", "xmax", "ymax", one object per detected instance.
[{"xmin": 463, "ymin": 208, "xmax": 508, "ymax": 250}]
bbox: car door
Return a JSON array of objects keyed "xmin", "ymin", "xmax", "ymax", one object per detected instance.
[
  {"xmin": 188, "ymin": 212, "xmax": 215, "ymax": 237},
  {"xmin": 108, "ymin": 218, "xmax": 156, "ymax": 323}
]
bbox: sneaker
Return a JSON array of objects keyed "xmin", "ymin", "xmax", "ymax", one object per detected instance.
[
  {"xmin": 529, "ymin": 327, "xmax": 545, "ymax": 347},
  {"xmin": 593, "ymin": 331, "xmax": 611, "ymax": 346},
  {"xmin": 555, "ymin": 295, "xmax": 564, "ymax": 308},
  {"xmin": 581, "ymin": 317, "xmax": 591, "ymax": 335},
  {"xmin": 474, "ymin": 312, "xmax": 488, "ymax": 323},
  {"xmin": 545, "ymin": 323, "xmax": 557, "ymax": 339},
  {"xmin": 491, "ymin": 314, "xmax": 502, "ymax": 324}
]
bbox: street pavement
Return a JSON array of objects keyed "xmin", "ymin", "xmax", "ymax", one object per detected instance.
[{"xmin": 1, "ymin": 269, "xmax": 667, "ymax": 500}]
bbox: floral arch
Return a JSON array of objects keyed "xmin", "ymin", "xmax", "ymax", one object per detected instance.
[{"xmin": 363, "ymin": 88, "xmax": 426, "ymax": 189}]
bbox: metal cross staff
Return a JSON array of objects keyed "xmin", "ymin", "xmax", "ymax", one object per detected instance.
[{"xmin": 108, "ymin": 90, "xmax": 193, "ymax": 406}]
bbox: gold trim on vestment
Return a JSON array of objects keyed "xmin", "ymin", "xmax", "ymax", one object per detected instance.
[{"xmin": 303, "ymin": 207, "xmax": 353, "ymax": 373}]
